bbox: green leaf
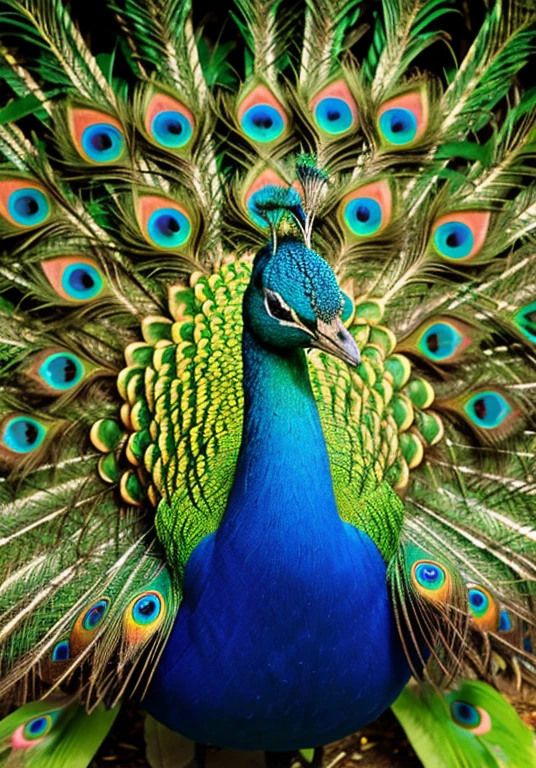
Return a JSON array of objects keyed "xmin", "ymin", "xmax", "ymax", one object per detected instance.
[
  {"xmin": 300, "ymin": 748, "xmax": 315, "ymax": 763},
  {"xmin": 96, "ymin": 48, "xmax": 117, "ymax": 85},
  {"xmin": 0, "ymin": 93, "xmax": 45, "ymax": 124},
  {"xmin": 144, "ymin": 715, "xmax": 195, "ymax": 768},
  {"xmin": 435, "ymin": 141, "xmax": 492, "ymax": 165}
]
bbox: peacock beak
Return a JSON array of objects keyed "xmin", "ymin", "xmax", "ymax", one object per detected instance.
[{"xmin": 311, "ymin": 317, "xmax": 361, "ymax": 367}]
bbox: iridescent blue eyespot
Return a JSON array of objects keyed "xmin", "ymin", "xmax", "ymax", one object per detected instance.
[
  {"xmin": 23, "ymin": 713, "xmax": 56, "ymax": 741},
  {"xmin": 344, "ymin": 198, "xmax": 382, "ymax": 236},
  {"xmin": 419, "ymin": 323, "xmax": 463, "ymax": 361},
  {"xmin": 151, "ymin": 111, "xmax": 192, "ymax": 148},
  {"xmin": 514, "ymin": 301, "xmax": 536, "ymax": 343},
  {"xmin": 38, "ymin": 353, "xmax": 84, "ymax": 391},
  {"xmin": 132, "ymin": 593, "xmax": 162, "ymax": 626},
  {"xmin": 2, "ymin": 417, "xmax": 46, "ymax": 453},
  {"xmin": 147, "ymin": 208, "xmax": 191, "ymax": 248},
  {"xmin": 468, "ymin": 587, "xmax": 489, "ymax": 618},
  {"xmin": 499, "ymin": 609, "xmax": 512, "ymax": 632},
  {"xmin": 434, "ymin": 222, "xmax": 473, "ymax": 260},
  {"xmin": 464, "ymin": 391, "xmax": 512, "ymax": 429},
  {"xmin": 241, "ymin": 105, "xmax": 285, "ymax": 143},
  {"xmin": 314, "ymin": 97, "xmax": 353, "ymax": 135},
  {"xmin": 451, "ymin": 701, "xmax": 481, "ymax": 729},
  {"xmin": 82, "ymin": 599, "xmax": 109, "ymax": 631},
  {"xmin": 414, "ymin": 562, "xmax": 446, "ymax": 591},
  {"xmin": 8, "ymin": 188, "xmax": 50, "ymax": 226},
  {"xmin": 379, "ymin": 108, "xmax": 417, "ymax": 145},
  {"xmin": 61, "ymin": 263, "xmax": 103, "ymax": 301},
  {"xmin": 52, "ymin": 640, "xmax": 70, "ymax": 662},
  {"xmin": 81, "ymin": 124, "xmax": 124, "ymax": 163}
]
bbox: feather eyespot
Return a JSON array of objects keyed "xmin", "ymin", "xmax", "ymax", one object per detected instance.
[
  {"xmin": 411, "ymin": 559, "xmax": 452, "ymax": 603},
  {"xmin": 70, "ymin": 597, "xmax": 110, "ymax": 656},
  {"xmin": 416, "ymin": 319, "xmax": 475, "ymax": 364},
  {"xmin": 0, "ymin": 180, "xmax": 50, "ymax": 229},
  {"xmin": 339, "ymin": 180, "xmax": 392, "ymax": 238},
  {"xmin": 82, "ymin": 599, "xmax": 109, "ymax": 631},
  {"xmin": 136, "ymin": 195, "xmax": 192, "ymax": 249},
  {"xmin": 310, "ymin": 80, "xmax": 358, "ymax": 136},
  {"xmin": 124, "ymin": 590, "xmax": 166, "ymax": 644},
  {"xmin": 414, "ymin": 561, "xmax": 445, "ymax": 590},
  {"xmin": 237, "ymin": 84, "xmax": 288, "ymax": 144},
  {"xmin": 467, "ymin": 585, "xmax": 499, "ymax": 631},
  {"xmin": 11, "ymin": 711, "xmax": 61, "ymax": 750},
  {"xmin": 498, "ymin": 609, "xmax": 513, "ymax": 632},
  {"xmin": 41, "ymin": 256, "xmax": 105, "ymax": 302},
  {"xmin": 145, "ymin": 92, "xmax": 194, "ymax": 149},
  {"xmin": 36, "ymin": 351, "xmax": 85, "ymax": 391},
  {"xmin": 51, "ymin": 640, "xmax": 70, "ymax": 662},
  {"xmin": 0, "ymin": 416, "xmax": 46, "ymax": 454},
  {"xmin": 450, "ymin": 701, "xmax": 491, "ymax": 735},
  {"xmin": 68, "ymin": 107, "xmax": 125, "ymax": 164},
  {"xmin": 377, "ymin": 90, "xmax": 428, "ymax": 147},
  {"xmin": 464, "ymin": 391, "xmax": 512, "ymax": 430},
  {"xmin": 432, "ymin": 212, "xmax": 490, "ymax": 261},
  {"xmin": 514, "ymin": 301, "xmax": 536, "ymax": 343}
]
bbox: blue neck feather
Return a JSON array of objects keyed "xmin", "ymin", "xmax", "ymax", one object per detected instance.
[
  {"xmin": 220, "ymin": 325, "xmax": 341, "ymax": 544},
  {"xmin": 144, "ymin": 317, "xmax": 411, "ymax": 750}
]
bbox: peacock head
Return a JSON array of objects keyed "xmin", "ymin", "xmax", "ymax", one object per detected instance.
[{"xmin": 244, "ymin": 238, "xmax": 360, "ymax": 366}]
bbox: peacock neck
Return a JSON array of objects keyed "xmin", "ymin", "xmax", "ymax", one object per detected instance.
[{"xmin": 219, "ymin": 324, "xmax": 341, "ymax": 540}]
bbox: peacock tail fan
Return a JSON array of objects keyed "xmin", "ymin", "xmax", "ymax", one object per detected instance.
[{"xmin": 0, "ymin": 0, "xmax": 534, "ymax": 764}]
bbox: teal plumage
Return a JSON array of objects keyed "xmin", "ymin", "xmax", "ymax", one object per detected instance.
[{"xmin": 0, "ymin": 1, "xmax": 535, "ymax": 766}]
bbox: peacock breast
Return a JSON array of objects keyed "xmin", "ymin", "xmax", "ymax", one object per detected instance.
[{"xmin": 143, "ymin": 518, "xmax": 411, "ymax": 751}]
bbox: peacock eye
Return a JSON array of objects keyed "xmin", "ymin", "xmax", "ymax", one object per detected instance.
[
  {"xmin": 379, "ymin": 108, "xmax": 417, "ymax": 144},
  {"xmin": 51, "ymin": 639, "xmax": 70, "ymax": 662},
  {"xmin": 82, "ymin": 599, "xmax": 109, "ymax": 631},
  {"xmin": 8, "ymin": 188, "xmax": 50, "ymax": 226},
  {"xmin": 242, "ymin": 105, "xmax": 285, "ymax": 142},
  {"xmin": 498, "ymin": 609, "xmax": 513, "ymax": 632},
  {"xmin": 339, "ymin": 179, "xmax": 392, "ymax": 238},
  {"xmin": 148, "ymin": 208, "xmax": 191, "ymax": 248},
  {"xmin": 152, "ymin": 111, "xmax": 192, "ymax": 147},
  {"xmin": 414, "ymin": 561, "xmax": 446, "ymax": 591},
  {"xmin": 450, "ymin": 701, "xmax": 481, "ymax": 729},
  {"xmin": 82, "ymin": 123, "xmax": 124, "ymax": 163},
  {"xmin": 418, "ymin": 322, "xmax": 463, "ymax": 361},
  {"xmin": 144, "ymin": 92, "xmax": 195, "ymax": 149},
  {"xmin": 345, "ymin": 197, "xmax": 382, "ymax": 235},
  {"xmin": 377, "ymin": 90, "xmax": 428, "ymax": 148},
  {"xmin": 1, "ymin": 416, "xmax": 46, "ymax": 453},
  {"xmin": 41, "ymin": 257, "xmax": 105, "ymax": 303},
  {"xmin": 124, "ymin": 588, "xmax": 166, "ymax": 644},
  {"xmin": 63, "ymin": 264, "xmax": 102, "ymax": 299},
  {"xmin": 514, "ymin": 301, "xmax": 536, "ymax": 342},
  {"xmin": 0, "ymin": 180, "xmax": 52, "ymax": 229},
  {"xmin": 11, "ymin": 710, "xmax": 62, "ymax": 750},
  {"xmin": 38, "ymin": 352, "xmax": 84, "ymax": 390},
  {"xmin": 464, "ymin": 391, "xmax": 512, "ymax": 429},
  {"xmin": 237, "ymin": 84, "xmax": 288, "ymax": 144},
  {"xmin": 136, "ymin": 195, "xmax": 193, "ymax": 250},
  {"xmin": 68, "ymin": 107, "xmax": 125, "ymax": 164},
  {"xmin": 434, "ymin": 222, "xmax": 473, "ymax": 259},
  {"xmin": 264, "ymin": 290, "xmax": 295, "ymax": 323},
  {"xmin": 131, "ymin": 592, "xmax": 162, "ymax": 626},
  {"xmin": 310, "ymin": 79, "xmax": 358, "ymax": 137},
  {"xmin": 468, "ymin": 587, "xmax": 489, "ymax": 617},
  {"xmin": 431, "ymin": 212, "xmax": 490, "ymax": 262}
]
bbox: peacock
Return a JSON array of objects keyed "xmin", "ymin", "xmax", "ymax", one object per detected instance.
[{"xmin": 0, "ymin": 0, "xmax": 535, "ymax": 766}]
